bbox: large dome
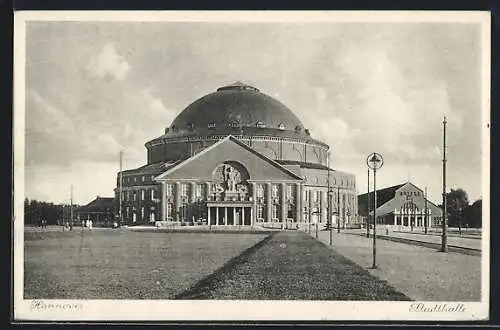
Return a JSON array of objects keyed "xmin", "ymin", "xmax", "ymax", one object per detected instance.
[{"xmin": 167, "ymin": 82, "xmax": 309, "ymax": 138}]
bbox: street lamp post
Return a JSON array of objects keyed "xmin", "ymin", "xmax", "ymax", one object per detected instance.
[
  {"xmin": 337, "ymin": 186, "xmax": 341, "ymax": 233},
  {"xmin": 329, "ymin": 188, "xmax": 333, "ymax": 245},
  {"xmin": 367, "ymin": 168, "xmax": 370, "ymax": 238},
  {"xmin": 367, "ymin": 152, "xmax": 384, "ymax": 269}
]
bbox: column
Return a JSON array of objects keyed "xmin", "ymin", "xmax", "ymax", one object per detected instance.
[
  {"xmin": 266, "ymin": 182, "xmax": 272, "ymax": 222},
  {"xmin": 207, "ymin": 207, "xmax": 211, "ymax": 225},
  {"xmin": 224, "ymin": 207, "xmax": 228, "ymax": 226},
  {"xmin": 251, "ymin": 182, "xmax": 257, "ymax": 226},
  {"xmin": 320, "ymin": 191, "xmax": 326, "ymax": 223},
  {"xmin": 205, "ymin": 182, "xmax": 211, "ymax": 200},
  {"xmin": 281, "ymin": 182, "xmax": 287, "ymax": 224},
  {"xmin": 233, "ymin": 207, "xmax": 236, "ymax": 226},
  {"xmin": 190, "ymin": 182, "xmax": 196, "ymax": 222},
  {"xmin": 161, "ymin": 182, "xmax": 167, "ymax": 221},
  {"xmin": 295, "ymin": 183, "xmax": 302, "ymax": 223},
  {"xmin": 216, "ymin": 207, "xmax": 219, "ymax": 225},
  {"xmin": 190, "ymin": 182, "xmax": 196, "ymax": 203},
  {"xmin": 242, "ymin": 207, "xmax": 245, "ymax": 225},
  {"xmin": 175, "ymin": 182, "xmax": 181, "ymax": 222}
]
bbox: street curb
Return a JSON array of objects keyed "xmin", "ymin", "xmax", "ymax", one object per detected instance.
[{"xmin": 347, "ymin": 232, "xmax": 481, "ymax": 257}]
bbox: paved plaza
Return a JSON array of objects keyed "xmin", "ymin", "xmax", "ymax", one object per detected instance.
[{"xmin": 311, "ymin": 229, "xmax": 481, "ymax": 301}]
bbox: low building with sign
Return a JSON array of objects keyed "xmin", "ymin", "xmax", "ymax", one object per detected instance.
[
  {"xmin": 357, "ymin": 182, "xmax": 443, "ymax": 230},
  {"xmin": 114, "ymin": 82, "xmax": 358, "ymax": 228}
]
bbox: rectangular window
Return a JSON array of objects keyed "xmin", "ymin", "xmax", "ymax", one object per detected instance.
[
  {"xmin": 134, "ymin": 177, "xmax": 137, "ymax": 182},
  {"xmin": 166, "ymin": 184, "xmax": 173, "ymax": 196},
  {"xmin": 304, "ymin": 190, "xmax": 309, "ymax": 202},
  {"xmin": 133, "ymin": 192, "xmax": 136, "ymax": 201},
  {"xmin": 180, "ymin": 203, "xmax": 188, "ymax": 220},
  {"xmin": 141, "ymin": 207, "xmax": 144, "ymax": 218},
  {"xmin": 151, "ymin": 189, "xmax": 155, "ymax": 200},
  {"xmin": 286, "ymin": 185, "xmax": 292, "ymax": 199},
  {"xmin": 126, "ymin": 207, "xmax": 129, "ymax": 218},
  {"xmin": 272, "ymin": 185, "xmax": 279, "ymax": 198},
  {"xmin": 142, "ymin": 176, "xmax": 145, "ymax": 182},
  {"xmin": 272, "ymin": 204, "xmax": 279, "ymax": 219},
  {"xmin": 167, "ymin": 203, "xmax": 173, "ymax": 219},
  {"xmin": 196, "ymin": 184, "xmax": 203, "ymax": 197},
  {"xmin": 181, "ymin": 183, "xmax": 189, "ymax": 197},
  {"xmin": 141, "ymin": 190, "xmax": 145, "ymax": 201},
  {"xmin": 257, "ymin": 184, "xmax": 264, "ymax": 198},
  {"xmin": 257, "ymin": 205, "xmax": 264, "ymax": 219}
]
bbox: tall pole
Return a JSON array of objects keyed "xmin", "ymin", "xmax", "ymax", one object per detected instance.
[
  {"xmin": 337, "ymin": 186, "xmax": 340, "ymax": 233},
  {"xmin": 70, "ymin": 185, "xmax": 73, "ymax": 226},
  {"xmin": 367, "ymin": 168, "xmax": 370, "ymax": 237},
  {"xmin": 372, "ymin": 166, "xmax": 377, "ymax": 269},
  {"xmin": 119, "ymin": 150, "xmax": 124, "ymax": 226},
  {"xmin": 441, "ymin": 116, "xmax": 448, "ymax": 252},
  {"xmin": 424, "ymin": 186, "xmax": 428, "ymax": 234},
  {"xmin": 328, "ymin": 151, "xmax": 332, "ymax": 245}
]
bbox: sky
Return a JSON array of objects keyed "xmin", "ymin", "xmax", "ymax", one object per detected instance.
[{"xmin": 22, "ymin": 19, "xmax": 486, "ymax": 205}]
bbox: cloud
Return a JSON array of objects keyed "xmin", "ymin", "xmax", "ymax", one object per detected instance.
[{"xmin": 86, "ymin": 42, "xmax": 130, "ymax": 81}]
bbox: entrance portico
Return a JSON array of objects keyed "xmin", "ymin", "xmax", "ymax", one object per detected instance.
[{"xmin": 207, "ymin": 203, "xmax": 253, "ymax": 226}]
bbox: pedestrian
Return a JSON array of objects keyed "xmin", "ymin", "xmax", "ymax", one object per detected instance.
[
  {"xmin": 89, "ymin": 219, "xmax": 93, "ymax": 231},
  {"xmin": 86, "ymin": 219, "xmax": 89, "ymax": 228},
  {"xmin": 82, "ymin": 220, "xmax": 85, "ymax": 229},
  {"xmin": 385, "ymin": 224, "xmax": 390, "ymax": 236}
]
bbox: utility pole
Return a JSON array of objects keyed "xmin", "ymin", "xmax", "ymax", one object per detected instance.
[
  {"xmin": 367, "ymin": 168, "xmax": 370, "ymax": 238},
  {"xmin": 327, "ymin": 151, "xmax": 332, "ymax": 245},
  {"xmin": 119, "ymin": 150, "xmax": 124, "ymax": 226},
  {"xmin": 70, "ymin": 185, "xmax": 74, "ymax": 228},
  {"xmin": 441, "ymin": 116, "xmax": 448, "ymax": 252},
  {"xmin": 337, "ymin": 186, "xmax": 340, "ymax": 233},
  {"xmin": 424, "ymin": 186, "xmax": 428, "ymax": 234}
]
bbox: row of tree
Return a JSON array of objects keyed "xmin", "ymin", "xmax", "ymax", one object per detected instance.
[
  {"xmin": 443, "ymin": 188, "xmax": 482, "ymax": 228},
  {"xmin": 24, "ymin": 198, "xmax": 81, "ymax": 226}
]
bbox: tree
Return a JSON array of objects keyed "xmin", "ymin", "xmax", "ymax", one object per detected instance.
[
  {"xmin": 446, "ymin": 188, "xmax": 469, "ymax": 228},
  {"xmin": 464, "ymin": 199, "xmax": 482, "ymax": 228}
]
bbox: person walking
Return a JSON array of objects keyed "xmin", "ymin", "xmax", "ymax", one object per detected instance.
[{"xmin": 88, "ymin": 219, "xmax": 93, "ymax": 231}]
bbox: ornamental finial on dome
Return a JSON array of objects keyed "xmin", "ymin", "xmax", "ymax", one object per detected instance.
[{"xmin": 217, "ymin": 81, "xmax": 260, "ymax": 92}]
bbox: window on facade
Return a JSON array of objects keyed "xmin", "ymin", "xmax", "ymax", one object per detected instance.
[
  {"xmin": 272, "ymin": 185, "xmax": 279, "ymax": 198},
  {"xmin": 180, "ymin": 204, "xmax": 188, "ymax": 220},
  {"xmin": 257, "ymin": 205, "xmax": 264, "ymax": 219},
  {"xmin": 134, "ymin": 177, "xmax": 137, "ymax": 182},
  {"xmin": 133, "ymin": 192, "xmax": 137, "ymax": 201},
  {"xmin": 167, "ymin": 203, "xmax": 173, "ymax": 219},
  {"xmin": 257, "ymin": 184, "xmax": 264, "ymax": 198},
  {"xmin": 166, "ymin": 184, "xmax": 173, "ymax": 196},
  {"xmin": 304, "ymin": 190, "xmax": 308, "ymax": 201},
  {"xmin": 141, "ymin": 207, "xmax": 145, "ymax": 219},
  {"xmin": 151, "ymin": 189, "xmax": 155, "ymax": 200},
  {"xmin": 272, "ymin": 204, "xmax": 279, "ymax": 219},
  {"xmin": 286, "ymin": 185, "xmax": 292, "ymax": 199},
  {"xmin": 208, "ymin": 123, "xmax": 216, "ymax": 129},
  {"xmin": 142, "ymin": 176, "xmax": 145, "ymax": 182},
  {"xmin": 196, "ymin": 184, "xmax": 203, "ymax": 197},
  {"xmin": 316, "ymin": 191, "xmax": 321, "ymax": 202},
  {"xmin": 126, "ymin": 207, "xmax": 129, "ymax": 218},
  {"xmin": 278, "ymin": 123, "xmax": 285, "ymax": 130},
  {"xmin": 141, "ymin": 190, "xmax": 145, "ymax": 201},
  {"xmin": 181, "ymin": 183, "xmax": 189, "ymax": 197}
]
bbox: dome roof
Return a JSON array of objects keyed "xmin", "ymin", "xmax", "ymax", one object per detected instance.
[{"xmin": 167, "ymin": 82, "xmax": 309, "ymax": 138}]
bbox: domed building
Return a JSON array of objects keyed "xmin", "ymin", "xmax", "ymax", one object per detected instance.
[{"xmin": 115, "ymin": 82, "xmax": 358, "ymax": 228}]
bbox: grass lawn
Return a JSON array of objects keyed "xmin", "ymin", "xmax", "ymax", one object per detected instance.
[
  {"xmin": 24, "ymin": 229, "xmax": 269, "ymax": 299},
  {"xmin": 177, "ymin": 231, "xmax": 410, "ymax": 300}
]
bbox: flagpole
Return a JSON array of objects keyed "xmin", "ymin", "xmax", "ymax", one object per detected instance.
[{"xmin": 119, "ymin": 150, "xmax": 124, "ymax": 226}]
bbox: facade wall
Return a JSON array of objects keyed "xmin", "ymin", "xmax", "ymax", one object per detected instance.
[{"xmin": 147, "ymin": 136, "xmax": 329, "ymax": 165}]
